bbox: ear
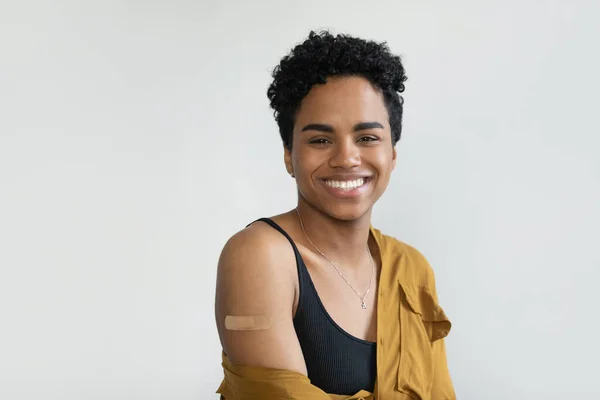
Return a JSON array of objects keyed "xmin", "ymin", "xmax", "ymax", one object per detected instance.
[
  {"xmin": 284, "ymin": 145, "xmax": 294, "ymax": 176},
  {"xmin": 392, "ymin": 145, "xmax": 397, "ymax": 171}
]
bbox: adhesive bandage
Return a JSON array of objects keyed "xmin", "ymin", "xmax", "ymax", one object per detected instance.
[{"xmin": 224, "ymin": 315, "xmax": 271, "ymax": 331}]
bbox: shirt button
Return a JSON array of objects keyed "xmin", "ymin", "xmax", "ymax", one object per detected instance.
[{"xmin": 379, "ymin": 338, "xmax": 384, "ymax": 346}]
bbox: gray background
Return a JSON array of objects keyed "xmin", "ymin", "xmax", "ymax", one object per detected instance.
[{"xmin": 1, "ymin": 0, "xmax": 599, "ymax": 399}]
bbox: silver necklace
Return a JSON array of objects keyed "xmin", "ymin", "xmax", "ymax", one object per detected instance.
[{"xmin": 295, "ymin": 208, "xmax": 375, "ymax": 309}]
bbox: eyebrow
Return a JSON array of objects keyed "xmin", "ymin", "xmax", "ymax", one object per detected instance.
[{"xmin": 300, "ymin": 121, "xmax": 384, "ymax": 133}]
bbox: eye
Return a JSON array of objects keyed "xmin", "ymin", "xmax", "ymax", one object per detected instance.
[
  {"xmin": 359, "ymin": 136, "xmax": 379, "ymax": 142},
  {"xmin": 309, "ymin": 138, "xmax": 331, "ymax": 145}
]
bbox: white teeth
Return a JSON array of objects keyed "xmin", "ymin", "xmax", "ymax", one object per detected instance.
[{"xmin": 324, "ymin": 178, "xmax": 366, "ymax": 191}]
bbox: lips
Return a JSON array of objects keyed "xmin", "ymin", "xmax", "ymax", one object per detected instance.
[{"xmin": 320, "ymin": 174, "xmax": 372, "ymax": 181}]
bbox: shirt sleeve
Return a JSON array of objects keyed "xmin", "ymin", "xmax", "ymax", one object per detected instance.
[
  {"xmin": 426, "ymin": 261, "xmax": 456, "ymax": 400},
  {"xmin": 430, "ymin": 337, "xmax": 456, "ymax": 400}
]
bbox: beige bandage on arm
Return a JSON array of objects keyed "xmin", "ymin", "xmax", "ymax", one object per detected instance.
[{"xmin": 224, "ymin": 315, "xmax": 271, "ymax": 331}]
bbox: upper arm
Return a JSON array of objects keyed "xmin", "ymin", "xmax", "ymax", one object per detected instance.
[{"xmin": 214, "ymin": 225, "xmax": 307, "ymax": 375}]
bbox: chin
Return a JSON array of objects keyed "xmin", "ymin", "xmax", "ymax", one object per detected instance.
[{"xmin": 323, "ymin": 202, "xmax": 372, "ymax": 222}]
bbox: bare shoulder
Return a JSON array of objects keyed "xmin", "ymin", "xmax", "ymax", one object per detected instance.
[
  {"xmin": 214, "ymin": 220, "xmax": 306, "ymax": 374},
  {"xmin": 218, "ymin": 221, "xmax": 295, "ymax": 273},
  {"xmin": 216, "ymin": 221, "xmax": 298, "ymax": 298}
]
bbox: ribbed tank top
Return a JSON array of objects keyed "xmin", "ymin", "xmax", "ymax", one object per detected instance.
[{"xmin": 250, "ymin": 218, "xmax": 377, "ymax": 395}]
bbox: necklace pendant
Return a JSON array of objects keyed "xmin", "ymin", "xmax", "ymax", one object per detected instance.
[{"xmin": 361, "ymin": 300, "xmax": 367, "ymax": 309}]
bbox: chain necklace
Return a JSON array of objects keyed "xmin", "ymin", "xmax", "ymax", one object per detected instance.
[{"xmin": 295, "ymin": 208, "xmax": 375, "ymax": 309}]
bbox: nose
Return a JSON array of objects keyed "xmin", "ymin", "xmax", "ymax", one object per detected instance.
[{"xmin": 328, "ymin": 138, "xmax": 361, "ymax": 169}]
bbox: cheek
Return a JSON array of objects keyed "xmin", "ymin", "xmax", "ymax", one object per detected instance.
[
  {"xmin": 375, "ymin": 152, "xmax": 395, "ymax": 174},
  {"xmin": 294, "ymin": 149, "xmax": 319, "ymax": 173}
]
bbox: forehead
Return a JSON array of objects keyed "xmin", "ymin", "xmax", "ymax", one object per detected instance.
[{"xmin": 294, "ymin": 76, "xmax": 389, "ymax": 127}]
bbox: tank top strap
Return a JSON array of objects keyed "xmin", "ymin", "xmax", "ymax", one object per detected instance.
[{"xmin": 246, "ymin": 218, "xmax": 308, "ymax": 302}]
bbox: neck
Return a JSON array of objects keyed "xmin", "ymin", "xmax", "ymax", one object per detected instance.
[{"xmin": 294, "ymin": 199, "xmax": 373, "ymax": 269}]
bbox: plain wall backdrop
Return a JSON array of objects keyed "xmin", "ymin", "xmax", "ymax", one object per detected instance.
[{"xmin": 1, "ymin": 0, "xmax": 599, "ymax": 399}]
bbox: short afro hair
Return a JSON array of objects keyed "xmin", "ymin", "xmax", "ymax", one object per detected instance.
[{"xmin": 267, "ymin": 30, "xmax": 407, "ymax": 150}]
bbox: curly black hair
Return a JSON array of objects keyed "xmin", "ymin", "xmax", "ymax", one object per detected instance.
[{"xmin": 267, "ymin": 30, "xmax": 407, "ymax": 150}]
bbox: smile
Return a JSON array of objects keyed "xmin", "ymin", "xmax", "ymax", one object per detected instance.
[{"xmin": 323, "ymin": 177, "xmax": 369, "ymax": 191}]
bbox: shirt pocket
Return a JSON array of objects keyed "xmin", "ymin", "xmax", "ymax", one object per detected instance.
[{"xmin": 396, "ymin": 281, "xmax": 451, "ymax": 400}]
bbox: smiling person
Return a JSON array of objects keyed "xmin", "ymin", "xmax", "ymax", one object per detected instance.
[{"xmin": 215, "ymin": 31, "xmax": 455, "ymax": 400}]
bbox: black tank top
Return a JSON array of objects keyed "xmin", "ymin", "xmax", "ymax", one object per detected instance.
[{"xmin": 250, "ymin": 218, "xmax": 377, "ymax": 395}]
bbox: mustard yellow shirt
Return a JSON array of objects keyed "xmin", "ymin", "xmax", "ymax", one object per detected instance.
[{"xmin": 217, "ymin": 226, "xmax": 455, "ymax": 400}]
